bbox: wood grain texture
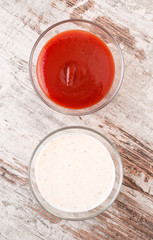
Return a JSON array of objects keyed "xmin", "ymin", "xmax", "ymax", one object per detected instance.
[{"xmin": 0, "ymin": 0, "xmax": 153, "ymax": 239}]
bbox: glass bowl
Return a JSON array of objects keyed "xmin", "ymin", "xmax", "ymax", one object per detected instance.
[
  {"xmin": 29, "ymin": 19, "xmax": 124, "ymax": 115},
  {"xmin": 28, "ymin": 126, "xmax": 123, "ymax": 221}
]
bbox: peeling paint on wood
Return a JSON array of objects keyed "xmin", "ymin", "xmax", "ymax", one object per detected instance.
[{"xmin": 0, "ymin": 0, "xmax": 153, "ymax": 239}]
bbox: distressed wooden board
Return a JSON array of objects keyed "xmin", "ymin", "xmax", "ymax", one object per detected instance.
[{"xmin": 0, "ymin": 0, "xmax": 153, "ymax": 239}]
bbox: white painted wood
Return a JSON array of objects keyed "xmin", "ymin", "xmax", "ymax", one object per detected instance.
[{"xmin": 0, "ymin": 0, "xmax": 153, "ymax": 239}]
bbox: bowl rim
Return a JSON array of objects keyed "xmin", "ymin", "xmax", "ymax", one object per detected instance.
[
  {"xmin": 29, "ymin": 19, "xmax": 124, "ymax": 116},
  {"xmin": 28, "ymin": 126, "xmax": 123, "ymax": 221}
]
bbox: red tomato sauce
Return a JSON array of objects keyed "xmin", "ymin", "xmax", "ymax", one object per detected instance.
[{"xmin": 37, "ymin": 30, "xmax": 115, "ymax": 109}]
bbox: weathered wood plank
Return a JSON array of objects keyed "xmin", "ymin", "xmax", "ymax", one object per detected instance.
[{"xmin": 0, "ymin": 0, "xmax": 153, "ymax": 239}]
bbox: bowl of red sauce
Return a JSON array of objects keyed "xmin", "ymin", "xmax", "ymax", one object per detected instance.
[{"xmin": 29, "ymin": 19, "xmax": 124, "ymax": 115}]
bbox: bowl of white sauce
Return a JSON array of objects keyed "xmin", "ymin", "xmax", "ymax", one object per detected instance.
[{"xmin": 29, "ymin": 126, "xmax": 123, "ymax": 220}]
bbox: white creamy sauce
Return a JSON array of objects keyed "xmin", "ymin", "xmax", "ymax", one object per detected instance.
[{"xmin": 36, "ymin": 133, "xmax": 115, "ymax": 212}]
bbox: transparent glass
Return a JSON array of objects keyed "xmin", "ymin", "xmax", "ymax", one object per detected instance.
[
  {"xmin": 29, "ymin": 126, "xmax": 123, "ymax": 221},
  {"xmin": 29, "ymin": 19, "xmax": 124, "ymax": 115}
]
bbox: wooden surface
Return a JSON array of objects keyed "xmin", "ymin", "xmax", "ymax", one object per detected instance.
[{"xmin": 0, "ymin": 0, "xmax": 153, "ymax": 239}]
